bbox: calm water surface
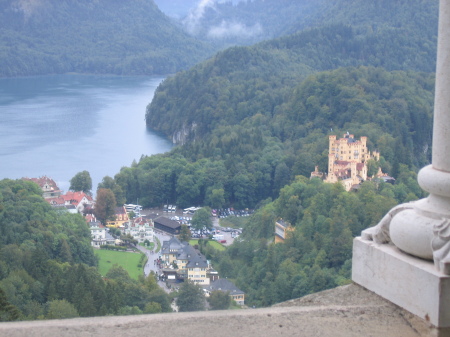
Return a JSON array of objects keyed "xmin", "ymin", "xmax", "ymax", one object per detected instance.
[{"xmin": 0, "ymin": 74, "xmax": 172, "ymax": 192}]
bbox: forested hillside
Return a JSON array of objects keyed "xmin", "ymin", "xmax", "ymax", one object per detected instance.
[
  {"xmin": 205, "ymin": 173, "xmax": 423, "ymax": 307},
  {"xmin": 137, "ymin": 0, "xmax": 438, "ymax": 304},
  {"xmin": 121, "ymin": 66, "xmax": 434, "ymax": 210},
  {"xmin": 159, "ymin": 0, "xmax": 438, "ymax": 54},
  {"xmin": 0, "ymin": 0, "xmax": 214, "ymax": 77},
  {"xmin": 0, "ymin": 0, "xmax": 441, "ymax": 316},
  {"xmin": 0, "ymin": 179, "xmax": 171, "ymax": 320},
  {"xmin": 146, "ymin": 21, "xmax": 437, "ymax": 145}
]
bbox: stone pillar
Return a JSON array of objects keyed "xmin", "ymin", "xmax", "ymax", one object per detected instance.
[
  {"xmin": 353, "ymin": 0, "xmax": 450, "ymax": 329},
  {"xmin": 388, "ymin": 0, "xmax": 450, "ymax": 266},
  {"xmin": 432, "ymin": 0, "xmax": 450, "ymax": 172}
]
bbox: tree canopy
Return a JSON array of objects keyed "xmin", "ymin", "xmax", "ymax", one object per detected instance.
[
  {"xmin": 191, "ymin": 207, "xmax": 213, "ymax": 231},
  {"xmin": 176, "ymin": 281, "xmax": 206, "ymax": 312},
  {"xmin": 0, "ymin": 0, "xmax": 214, "ymax": 77},
  {"xmin": 207, "ymin": 290, "xmax": 231, "ymax": 310},
  {"xmin": 69, "ymin": 170, "xmax": 92, "ymax": 195},
  {"xmin": 0, "ymin": 179, "xmax": 173, "ymax": 320},
  {"xmin": 94, "ymin": 188, "xmax": 117, "ymax": 225}
]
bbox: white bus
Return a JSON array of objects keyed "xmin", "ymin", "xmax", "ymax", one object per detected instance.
[{"xmin": 124, "ymin": 204, "xmax": 142, "ymax": 212}]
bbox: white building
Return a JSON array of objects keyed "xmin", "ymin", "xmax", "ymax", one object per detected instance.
[
  {"xmin": 123, "ymin": 216, "xmax": 154, "ymax": 243},
  {"xmin": 89, "ymin": 221, "xmax": 115, "ymax": 247}
]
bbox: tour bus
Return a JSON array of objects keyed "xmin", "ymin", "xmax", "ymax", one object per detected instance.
[{"xmin": 124, "ymin": 204, "xmax": 142, "ymax": 212}]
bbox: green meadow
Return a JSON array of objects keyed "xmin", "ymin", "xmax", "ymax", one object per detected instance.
[
  {"xmin": 189, "ymin": 239, "xmax": 226, "ymax": 251},
  {"xmin": 95, "ymin": 249, "xmax": 144, "ymax": 280}
]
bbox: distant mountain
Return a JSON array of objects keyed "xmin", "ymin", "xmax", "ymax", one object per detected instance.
[
  {"xmin": 164, "ymin": 0, "xmax": 322, "ymax": 46},
  {"xmin": 146, "ymin": 0, "xmax": 438, "ymax": 171},
  {"xmin": 154, "ymin": 0, "xmax": 247, "ymax": 19},
  {"xmin": 0, "ymin": 0, "xmax": 214, "ymax": 77},
  {"xmin": 160, "ymin": 0, "xmax": 438, "ymax": 50}
]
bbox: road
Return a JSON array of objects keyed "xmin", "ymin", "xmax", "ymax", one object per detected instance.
[
  {"xmin": 212, "ymin": 216, "xmax": 238, "ymax": 246},
  {"xmin": 135, "ymin": 230, "xmax": 172, "ymax": 293}
]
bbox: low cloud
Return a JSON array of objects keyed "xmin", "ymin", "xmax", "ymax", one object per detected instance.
[
  {"xmin": 207, "ymin": 21, "xmax": 263, "ymax": 39},
  {"xmin": 183, "ymin": 0, "xmax": 216, "ymax": 34}
]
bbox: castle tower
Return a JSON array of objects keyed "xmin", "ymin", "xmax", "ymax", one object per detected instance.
[{"xmin": 322, "ymin": 133, "xmax": 379, "ymax": 190}]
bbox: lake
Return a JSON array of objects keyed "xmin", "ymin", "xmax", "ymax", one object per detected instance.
[{"xmin": 0, "ymin": 74, "xmax": 173, "ymax": 193}]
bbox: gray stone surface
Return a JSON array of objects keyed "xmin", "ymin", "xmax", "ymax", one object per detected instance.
[
  {"xmin": 0, "ymin": 283, "xmax": 445, "ymax": 337},
  {"xmin": 353, "ymin": 236, "xmax": 450, "ymax": 328}
]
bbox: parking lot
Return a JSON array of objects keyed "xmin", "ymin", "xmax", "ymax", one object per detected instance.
[{"xmin": 141, "ymin": 206, "xmax": 245, "ymax": 246}]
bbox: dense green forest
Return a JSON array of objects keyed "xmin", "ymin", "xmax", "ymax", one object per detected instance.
[
  {"xmin": 0, "ymin": 0, "xmax": 441, "ymax": 318},
  {"xmin": 146, "ymin": 23, "xmax": 437, "ymax": 143},
  {"xmin": 119, "ymin": 66, "xmax": 434, "ymax": 209},
  {"xmin": 124, "ymin": 0, "xmax": 437, "ymax": 307},
  {"xmin": 0, "ymin": 0, "xmax": 214, "ymax": 77},
  {"xmin": 0, "ymin": 179, "xmax": 171, "ymax": 320},
  {"xmin": 141, "ymin": 0, "xmax": 437, "ymax": 209},
  {"xmin": 199, "ymin": 173, "xmax": 423, "ymax": 307}
]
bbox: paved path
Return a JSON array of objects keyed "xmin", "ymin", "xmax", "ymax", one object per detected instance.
[{"xmin": 135, "ymin": 230, "xmax": 172, "ymax": 293}]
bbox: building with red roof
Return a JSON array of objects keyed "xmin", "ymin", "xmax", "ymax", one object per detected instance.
[{"xmin": 22, "ymin": 176, "xmax": 62, "ymax": 198}]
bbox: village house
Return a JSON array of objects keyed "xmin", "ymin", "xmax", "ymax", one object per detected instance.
[
  {"xmin": 88, "ymin": 220, "xmax": 115, "ymax": 247},
  {"xmin": 204, "ymin": 278, "xmax": 245, "ymax": 306},
  {"xmin": 161, "ymin": 237, "xmax": 211, "ymax": 285},
  {"xmin": 45, "ymin": 190, "xmax": 93, "ymax": 214},
  {"xmin": 122, "ymin": 216, "xmax": 154, "ymax": 243},
  {"xmin": 63, "ymin": 191, "xmax": 94, "ymax": 213},
  {"xmin": 106, "ymin": 206, "xmax": 130, "ymax": 228},
  {"xmin": 186, "ymin": 252, "xmax": 210, "ymax": 285},
  {"xmin": 22, "ymin": 176, "xmax": 62, "ymax": 199}
]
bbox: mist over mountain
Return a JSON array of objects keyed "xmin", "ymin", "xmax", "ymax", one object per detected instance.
[
  {"xmin": 146, "ymin": 0, "xmax": 438, "ymax": 172},
  {"xmin": 154, "ymin": 0, "xmax": 244, "ymax": 18},
  {"xmin": 158, "ymin": 0, "xmax": 321, "ymax": 47},
  {"xmin": 0, "ymin": 0, "xmax": 214, "ymax": 77}
]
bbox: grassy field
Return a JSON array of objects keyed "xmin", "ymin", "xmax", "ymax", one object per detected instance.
[
  {"xmin": 219, "ymin": 216, "xmax": 247, "ymax": 229},
  {"xmin": 95, "ymin": 249, "xmax": 144, "ymax": 280},
  {"xmin": 189, "ymin": 239, "xmax": 226, "ymax": 251}
]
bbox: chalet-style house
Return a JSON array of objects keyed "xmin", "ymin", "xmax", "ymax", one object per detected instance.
[
  {"xmin": 22, "ymin": 176, "xmax": 62, "ymax": 198},
  {"xmin": 46, "ymin": 191, "xmax": 94, "ymax": 213},
  {"xmin": 204, "ymin": 278, "xmax": 245, "ymax": 306},
  {"xmin": 161, "ymin": 237, "xmax": 211, "ymax": 285},
  {"xmin": 106, "ymin": 206, "xmax": 129, "ymax": 228}
]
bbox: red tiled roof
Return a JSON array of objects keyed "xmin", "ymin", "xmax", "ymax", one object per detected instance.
[
  {"xmin": 23, "ymin": 176, "xmax": 60, "ymax": 191},
  {"xmin": 62, "ymin": 191, "xmax": 93, "ymax": 206},
  {"xmin": 85, "ymin": 214, "xmax": 98, "ymax": 223},
  {"xmin": 46, "ymin": 196, "xmax": 65, "ymax": 205}
]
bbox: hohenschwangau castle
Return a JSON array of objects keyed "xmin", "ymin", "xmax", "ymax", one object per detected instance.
[{"xmin": 311, "ymin": 133, "xmax": 387, "ymax": 191}]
